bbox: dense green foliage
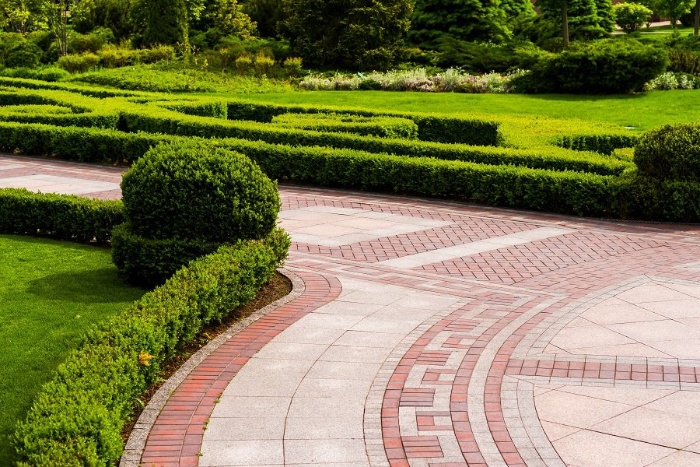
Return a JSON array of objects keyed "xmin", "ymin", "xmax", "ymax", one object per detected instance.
[
  {"xmin": 281, "ymin": 0, "xmax": 413, "ymax": 70},
  {"xmin": 131, "ymin": 0, "xmax": 189, "ymax": 47},
  {"xmin": 410, "ymin": 0, "xmax": 510, "ymax": 47},
  {"xmin": 121, "ymin": 142, "xmax": 279, "ymax": 243},
  {"xmin": 271, "ymin": 113, "xmax": 419, "ymax": 139},
  {"xmin": 0, "ymin": 235, "xmax": 143, "ymax": 466},
  {"xmin": 513, "ymin": 39, "xmax": 668, "ymax": 93},
  {"xmin": 14, "ymin": 232, "xmax": 289, "ymax": 466},
  {"xmin": 635, "ymin": 123, "xmax": 700, "ymax": 180},
  {"xmin": 0, "ymin": 188, "xmax": 123, "ymax": 242},
  {"xmin": 613, "ymin": 2, "xmax": 653, "ymax": 33},
  {"xmin": 115, "ymin": 141, "xmax": 280, "ymax": 286}
]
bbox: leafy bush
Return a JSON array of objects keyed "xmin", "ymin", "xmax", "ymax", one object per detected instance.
[
  {"xmin": 5, "ymin": 41, "xmax": 43, "ymax": 69},
  {"xmin": 14, "ymin": 232, "xmax": 289, "ymax": 466},
  {"xmin": 111, "ymin": 223, "xmax": 223, "ymax": 286},
  {"xmin": 121, "ymin": 142, "xmax": 280, "ymax": 243},
  {"xmin": 613, "ymin": 3, "xmax": 653, "ymax": 33},
  {"xmin": 116, "ymin": 140, "xmax": 280, "ymax": 285},
  {"xmin": 0, "ymin": 66, "xmax": 70, "ymax": 82},
  {"xmin": 634, "ymin": 123, "xmax": 700, "ymax": 181},
  {"xmin": 253, "ymin": 54, "xmax": 275, "ymax": 77},
  {"xmin": 644, "ymin": 71, "xmax": 697, "ymax": 90},
  {"xmin": 512, "ymin": 38, "xmax": 668, "ymax": 93},
  {"xmin": 57, "ymin": 53, "xmax": 101, "ymax": 73},
  {"xmin": 0, "ymin": 188, "xmax": 124, "ymax": 243},
  {"xmin": 283, "ymin": 56, "xmax": 303, "ymax": 77}
]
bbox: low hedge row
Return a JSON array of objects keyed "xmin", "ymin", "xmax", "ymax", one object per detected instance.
[
  {"xmin": 271, "ymin": 113, "xmax": 419, "ymax": 140},
  {"xmin": 0, "ymin": 122, "xmax": 170, "ymax": 164},
  {"xmin": 157, "ymin": 99, "xmax": 229, "ymax": 120},
  {"xmin": 1, "ymin": 123, "xmax": 683, "ymax": 220},
  {"xmin": 225, "ymin": 100, "xmax": 501, "ymax": 145},
  {"xmin": 0, "ymin": 188, "xmax": 124, "ymax": 243},
  {"xmin": 553, "ymin": 133, "xmax": 640, "ymax": 156},
  {"xmin": 0, "ymin": 120, "xmax": 631, "ymax": 178},
  {"xmin": 120, "ymin": 108, "xmax": 630, "ymax": 175},
  {"xmin": 0, "ymin": 76, "xmax": 143, "ymax": 98},
  {"xmin": 212, "ymin": 139, "xmax": 620, "ymax": 217},
  {"xmin": 14, "ymin": 229, "xmax": 290, "ymax": 466}
]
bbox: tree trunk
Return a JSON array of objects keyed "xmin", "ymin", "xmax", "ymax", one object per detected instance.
[
  {"xmin": 695, "ymin": 0, "xmax": 700, "ymax": 36},
  {"xmin": 562, "ymin": 4, "xmax": 570, "ymax": 47}
]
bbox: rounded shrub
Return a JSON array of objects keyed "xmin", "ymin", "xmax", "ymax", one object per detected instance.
[
  {"xmin": 121, "ymin": 141, "xmax": 279, "ymax": 243},
  {"xmin": 114, "ymin": 141, "xmax": 280, "ymax": 287},
  {"xmin": 613, "ymin": 3, "xmax": 653, "ymax": 34},
  {"xmin": 634, "ymin": 123, "xmax": 700, "ymax": 181},
  {"xmin": 5, "ymin": 41, "xmax": 43, "ymax": 68},
  {"xmin": 512, "ymin": 38, "xmax": 668, "ymax": 94}
]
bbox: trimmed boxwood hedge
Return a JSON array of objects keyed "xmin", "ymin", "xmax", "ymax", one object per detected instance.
[
  {"xmin": 0, "ymin": 188, "xmax": 123, "ymax": 242},
  {"xmin": 634, "ymin": 123, "xmax": 700, "ymax": 181},
  {"xmin": 271, "ymin": 113, "xmax": 420, "ymax": 140},
  {"xmin": 14, "ymin": 228, "xmax": 290, "ymax": 466},
  {"xmin": 121, "ymin": 142, "xmax": 280, "ymax": 242}
]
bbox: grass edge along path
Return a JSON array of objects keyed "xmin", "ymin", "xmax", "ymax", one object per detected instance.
[{"xmin": 0, "ymin": 234, "xmax": 144, "ymax": 466}]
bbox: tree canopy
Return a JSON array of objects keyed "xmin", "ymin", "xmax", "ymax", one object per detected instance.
[{"xmin": 282, "ymin": 0, "xmax": 413, "ymax": 70}]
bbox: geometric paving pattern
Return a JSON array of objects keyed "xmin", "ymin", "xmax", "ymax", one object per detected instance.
[{"xmin": 4, "ymin": 155, "xmax": 700, "ymax": 467}]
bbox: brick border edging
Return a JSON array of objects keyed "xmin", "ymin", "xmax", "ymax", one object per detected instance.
[{"xmin": 120, "ymin": 267, "xmax": 341, "ymax": 466}]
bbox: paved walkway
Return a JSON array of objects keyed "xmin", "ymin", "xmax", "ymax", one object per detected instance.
[{"xmin": 4, "ymin": 154, "xmax": 700, "ymax": 467}]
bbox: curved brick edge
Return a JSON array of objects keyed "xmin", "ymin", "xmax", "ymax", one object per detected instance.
[{"xmin": 120, "ymin": 267, "xmax": 341, "ymax": 467}]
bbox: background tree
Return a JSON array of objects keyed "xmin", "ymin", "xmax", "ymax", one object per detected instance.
[
  {"xmin": 613, "ymin": 2, "xmax": 653, "ymax": 33},
  {"xmin": 201, "ymin": 0, "xmax": 256, "ymax": 39},
  {"xmin": 536, "ymin": 0, "xmax": 612, "ymax": 46},
  {"xmin": 409, "ymin": 0, "xmax": 511, "ymax": 49},
  {"xmin": 282, "ymin": 0, "xmax": 412, "ymax": 70},
  {"xmin": 71, "ymin": 0, "xmax": 134, "ymax": 39},
  {"xmin": 0, "ymin": 0, "xmax": 49, "ymax": 34},
  {"xmin": 131, "ymin": 0, "xmax": 189, "ymax": 48},
  {"xmin": 242, "ymin": 0, "xmax": 283, "ymax": 37},
  {"xmin": 653, "ymin": 0, "xmax": 693, "ymax": 27}
]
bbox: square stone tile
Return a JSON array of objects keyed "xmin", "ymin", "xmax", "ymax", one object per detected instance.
[
  {"xmin": 553, "ymin": 430, "xmax": 674, "ymax": 467},
  {"xmin": 319, "ymin": 345, "xmax": 391, "ymax": 364},
  {"xmin": 593, "ymin": 407, "xmax": 700, "ymax": 449},
  {"xmin": 205, "ymin": 417, "xmax": 285, "ymax": 440},
  {"xmin": 334, "ymin": 330, "xmax": 405, "ymax": 348},
  {"xmin": 285, "ymin": 415, "xmax": 364, "ymax": 439},
  {"xmin": 212, "ymin": 396, "xmax": 291, "ymax": 419},
  {"xmin": 535, "ymin": 389, "xmax": 633, "ymax": 428},
  {"xmin": 351, "ymin": 316, "xmax": 422, "ymax": 334},
  {"xmin": 648, "ymin": 451, "xmax": 700, "ymax": 466},
  {"xmin": 287, "ymin": 397, "xmax": 366, "ymax": 419},
  {"xmin": 199, "ymin": 439, "xmax": 283, "ymax": 466},
  {"xmin": 253, "ymin": 342, "xmax": 329, "ymax": 361},
  {"xmin": 284, "ymin": 439, "xmax": 368, "ymax": 464},
  {"xmin": 581, "ymin": 298, "xmax": 666, "ymax": 325},
  {"xmin": 616, "ymin": 283, "xmax": 697, "ymax": 304},
  {"xmin": 549, "ymin": 324, "xmax": 635, "ymax": 351},
  {"xmin": 293, "ymin": 377, "xmax": 372, "ymax": 399}
]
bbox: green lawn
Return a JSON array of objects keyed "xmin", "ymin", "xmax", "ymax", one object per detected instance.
[
  {"xmin": 229, "ymin": 90, "xmax": 700, "ymax": 133},
  {"xmin": 0, "ymin": 235, "xmax": 144, "ymax": 465}
]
